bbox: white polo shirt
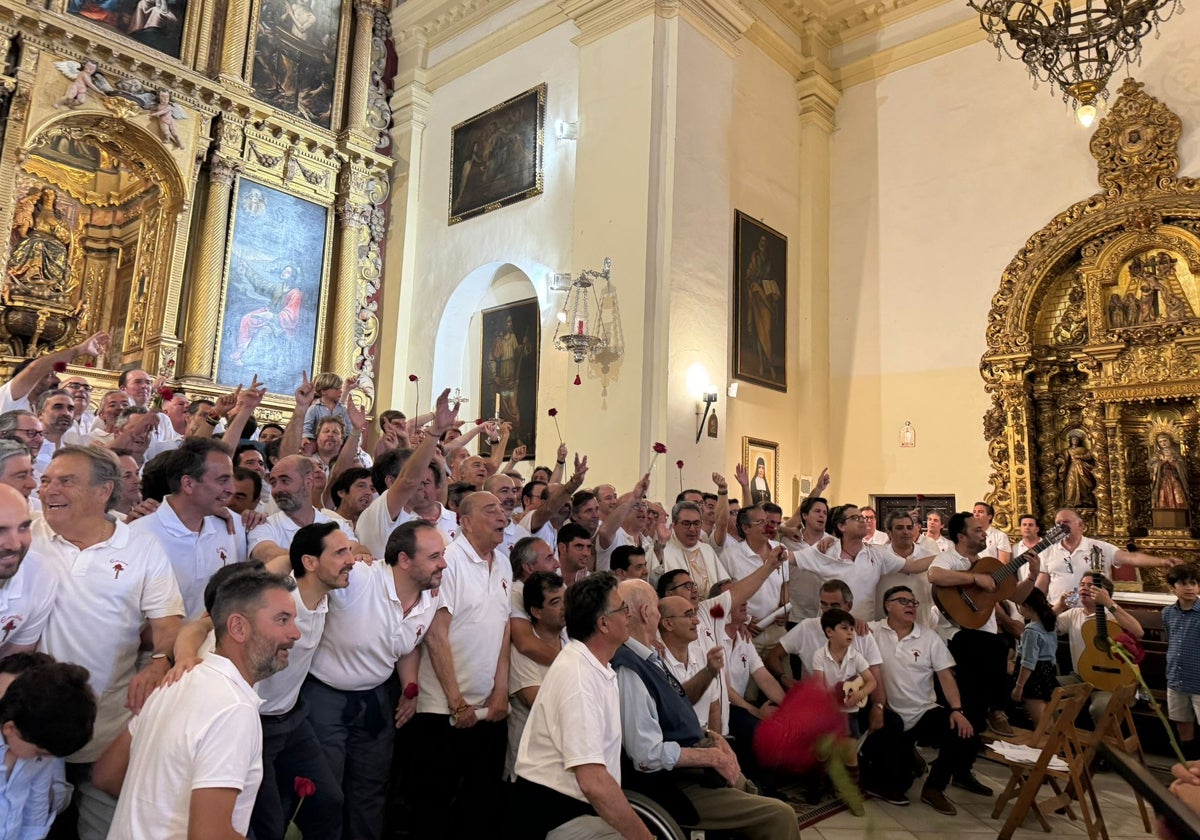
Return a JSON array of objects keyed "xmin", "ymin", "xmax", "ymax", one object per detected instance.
[
  {"xmin": 0, "ymin": 381, "xmax": 29, "ymax": 413},
  {"xmin": 506, "ymin": 626, "xmax": 567, "ymax": 781},
  {"xmin": 722, "ymin": 539, "xmax": 789, "ymax": 622},
  {"xmin": 931, "ymin": 549, "xmax": 999, "ymax": 640},
  {"xmin": 0, "ymin": 553, "xmax": 58, "ymax": 657},
  {"xmin": 128, "ymin": 497, "xmax": 247, "ymax": 620},
  {"xmin": 792, "ymin": 542, "xmax": 904, "ymax": 621},
  {"xmin": 247, "ymin": 508, "xmax": 354, "ymax": 559},
  {"xmin": 519, "ymin": 510, "xmax": 557, "ymax": 550},
  {"xmin": 108, "ymin": 653, "xmax": 263, "ymax": 839},
  {"xmin": 501, "ymin": 518, "xmax": 532, "ymax": 557},
  {"xmin": 811, "ymin": 645, "xmax": 871, "ymax": 708},
  {"xmin": 515, "ymin": 639, "xmax": 622, "ymax": 803},
  {"xmin": 781, "ymin": 614, "xmax": 884, "ymax": 677},
  {"xmin": 981, "ymin": 526, "xmax": 1012, "ymax": 560},
  {"xmin": 34, "ymin": 516, "xmax": 183, "ymax": 763},
  {"xmin": 871, "ymin": 618, "xmax": 956, "ymax": 731},
  {"xmin": 310, "ymin": 561, "xmax": 436, "ymax": 692},
  {"xmin": 256, "ymin": 585, "xmax": 327, "ymax": 715},
  {"xmin": 874, "ymin": 546, "xmax": 934, "ymax": 628},
  {"xmin": 721, "ymin": 629, "xmax": 765, "ymax": 696},
  {"xmin": 356, "ymin": 493, "xmax": 412, "ymax": 559},
  {"xmin": 865, "ymin": 530, "xmax": 890, "ymax": 546},
  {"xmin": 1040, "ymin": 537, "xmax": 1120, "ymax": 604},
  {"xmin": 1055, "ymin": 606, "xmax": 1094, "ymax": 671},
  {"xmin": 595, "ymin": 526, "xmax": 630, "ymax": 573},
  {"xmin": 663, "ymin": 633, "xmax": 726, "ymax": 733},
  {"xmin": 416, "ymin": 535, "xmax": 512, "ymax": 712}
]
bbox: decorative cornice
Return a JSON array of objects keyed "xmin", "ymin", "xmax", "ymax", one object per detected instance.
[{"xmin": 393, "ymin": 0, "xmax": 525, "ymax": 48}]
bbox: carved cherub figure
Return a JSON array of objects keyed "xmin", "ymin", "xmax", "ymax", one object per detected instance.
[
  {"xmin": 147, "ymin": 90, "xmax": 186, "ymax": 149},
  {"xmin": 53, "ymin": 59, "xmax": 106, "ymax": 109}
]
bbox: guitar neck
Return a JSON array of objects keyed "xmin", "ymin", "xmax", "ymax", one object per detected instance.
[
  {"xmin": 1095, "ymin": 603, "xmax": 1109, "ymax": 641},
  {"xmin": 987, "ymin": 528, "xmax": 1066, "ymax": 584}
]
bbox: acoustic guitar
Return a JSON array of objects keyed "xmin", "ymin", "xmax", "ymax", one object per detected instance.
[
  {"xmin": 932, "ymin": 524, "xmax": 1068, "ymax": 630},
  {"xmin": 1077, "ymin": 604, "xmax": 1136, "ymax": 692},
  {"xmin": 836, "ymin": 675, "xmax": 869, "ymax": 710}
]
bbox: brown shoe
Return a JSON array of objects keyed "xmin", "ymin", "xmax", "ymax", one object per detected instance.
[
  {"xmin": 988, "ymin": 710, "xmax": 1015, "ymax": 737},
  {"xmin": 920, "ymin": 786, "xmax": 957, "ymax": 815}
]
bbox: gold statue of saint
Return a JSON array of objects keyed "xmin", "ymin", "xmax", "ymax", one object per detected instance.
[
  {"xmin": 6, "ymin": 188, "xmax": 75, "ymax": 299},
  {"xmin": 1150, "ymin": 431, "xmax": 1191, "ymax": 511},
  {"xmin": 1058, "ymin": 432, "xmax": 1097, "ymax": 508}
]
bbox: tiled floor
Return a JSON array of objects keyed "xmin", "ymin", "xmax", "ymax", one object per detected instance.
[{"xmin": 809, "ymin": 752, "xmax": 1162, "ymax": 840}]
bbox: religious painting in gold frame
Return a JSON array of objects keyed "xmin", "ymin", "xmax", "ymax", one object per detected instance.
[
  {"xmin": 742, "ymin": 437, "xmax": 779, "ymax": 506},
  {"xmin": 213, "ymin": 177, "xmax": 331, "ymax": 395},
  {"xmin": 479, "ymin": 299, "xmax": 539, "ymax": 460},
  {"xmin": 449, "ymin": 84, "xmax": 546, "ymax": 225},
  {"xmin": 250, "ymin": 0, "xmax": 344, "ymax": 128},
  {"xmin": 733, "ymin": 211, "xmax": 787, "ymax": 392},
  {"xmin": 66, "ymin": 0, "xmax": 191, "ymax": 58}
]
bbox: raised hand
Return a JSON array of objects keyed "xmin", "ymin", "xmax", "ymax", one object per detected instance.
[
  {"xmin": 212, "ymin": 389, "xmax": 238, "ymax": 420},
  {"xmin": 557, "ymin": 442, "xmax": 568, "ymax": 462},
  {"xmin": 734, "ymin": 463, "xmax": 749, "ymax": 487},
  {"xmin": 236, "ymin": 375, "xmax": 267, "ymax": 412},
  {"xmin": 510, "ymin": 444, "xmax": 528, "ymax": 462},
  {"xmin": 712, "ymin": 472, "xmax": 727, "ymax": 493},
  {"xmin": 705, "ymin": 646, "xmax": 725, "ymax": 676},
  {"xmin": 814, "ymin": 467, "xmax": 831, "ymax": 494},
  {"xmin": 572, "ymin": 454, "xmax": 589, "ymax": 483},
  {"xmin": 75, "ymin": 331, "xmax": 110, "ymax": 359},
  {"xmin": 431, "ymin": 388, "xmax": 460, "ymax": 436},
  {"xmin": 346, "ymin": 397, "xmax": 368, "ymax": 434},
  {"xmin": 294, "ymin": 370, "xmax": 316, "ymax": 409}
]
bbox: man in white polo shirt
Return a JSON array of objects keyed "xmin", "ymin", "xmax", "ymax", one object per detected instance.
[
  {"xmin": 0, "ymin": 485, "xmax": 55, "ymax": 658},
  {"xmin": 722, "ymin": 505, "xmax": 790, "ymax": 650},
  {"xmin": 860, "ymin": 584, "xmax": 975, "ymax": 813},
  {"xmin": 411, "ymin": 491, "xmax": 512, "ymax": 838},
  {"xmin": 129, "ymin": 438, "xmax": 246, "ymax": 620},
  {"xmin": 107, "ymin": 568, "xmax": 300, "ymax": 839},
  {"xmin": 247, "ymin": 455, "xmax": 356, "ymax": 565},
  {"xmin": 34, "ymin": 445, "xmax": 183, "ymax": 840},
  {"xmin": 1037, "ymin": 507, "xmax": 1179, "ymax": 605},
  {"xmin": 513, "ymin": 573, "xmax": 652, "ymax": 840},
  {"xmin": 972, "ymin": 501, "xmax": 1012, "ymax": 563},
  {"xmin": 356, "ymin": 389, "xmax": 458, "ymax": 558},
  {"xmin": 306, "ymin": 518, "xmax": 443, "ymax": 840}
]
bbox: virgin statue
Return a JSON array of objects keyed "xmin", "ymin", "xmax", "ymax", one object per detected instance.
[
  {"xmin": 7, "ymin": 189, "xmax": 74, "ymax": 298},
  {"xmin": 1150, "ymin": 432, "xmax": 1191, "ymax": 511},
  {"xmin": 1057, "ymin": 433, "xmax": 1097, "ymax": 508}
]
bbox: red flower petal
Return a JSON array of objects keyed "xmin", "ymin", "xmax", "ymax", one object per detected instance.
[
  {"xmin": 293, "ymin": 776, "xmax": 317, "ymax": 798},
  {"xmin": 158, "ymin": 387, "xmax": 175, "ymax": 401},
  {"xmin": 676, "ymin": 459, "xmax": 684, "ymax": 469},
  {"xmin": 574, "ymin": 374, "xmax": 581, "ymax": 386},
  {"xmin": 52, "ymin": 361, "xmax": 67, "ymax": 373},
  {"xmin": 709, "ymin": 604, "xmax": 725, "ymax": 619},
  {"xmin": 548, "ymin": 408, "xmax": 558, "ymax": 417},
  {"xmin": 754, "ymin": 677, "xmax": 848, "ymax": 774},
  {"xmin": 475, "ymin": 419, "xmax": 485, "ymax": 426},
  {"xmin": 653, "ymin": 442, "xmax": 667, "ymax": 454},
  {"xmin": 408, "ymin": 374, "xmax": 419, "ymax": 382}
]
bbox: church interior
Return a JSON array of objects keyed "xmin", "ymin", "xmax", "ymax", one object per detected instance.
[{"xmin": 3, "ymin": 0, "xmax": 1200, "ymax": 591}]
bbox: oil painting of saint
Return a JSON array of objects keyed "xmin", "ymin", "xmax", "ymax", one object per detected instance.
[
  {"xmin": 449, "ymin": 85, "xmax": 545, "ymax": 224},
  {"xmin": 479, "ymin": 300, "xmax": 539, "ymax": 459},
  {"xmin": 733, "ymin": 211, "xmax": 788, "ymax": 392},
  {"xmin": 67, "ymin": 0, "xmax": 188, "ymax": 57},
  {"xmin": 217, "ymin": 180, "xmax": 327, "ymax": 394},
  {"xmin": 251, "ymin": 0, "xmax": 341, "ymax": 128}
]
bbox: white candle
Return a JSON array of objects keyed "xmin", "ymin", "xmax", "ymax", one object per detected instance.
[{"xmin": 494, "ymin": 393, "xmax": 500, "ymax": 416}]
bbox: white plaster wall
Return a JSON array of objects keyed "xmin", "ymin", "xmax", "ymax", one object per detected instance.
[{"xmin": 830, "ymin": 14, "xmax": 1200, "ymax": 510}]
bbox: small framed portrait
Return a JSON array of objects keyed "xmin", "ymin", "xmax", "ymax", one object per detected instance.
[
  {"xmin": 449, "ymin": 84, "xmax": 545, "ymax": 224},
  {"xmin": 742, "ymin": 437, "xmax": 779, "ymax": 506},
  {"xmin": 733, "ymin": 211, "xmax": 788, "ymax": 392}
]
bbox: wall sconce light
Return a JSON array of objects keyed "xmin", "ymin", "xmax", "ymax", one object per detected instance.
[
  {"xmin": 556, "ymin": 120, "xmax": 579, "ymax": 140},
  {"xmin": 695, "ymin": 390, "xmax": 718, "ymax": 443}
]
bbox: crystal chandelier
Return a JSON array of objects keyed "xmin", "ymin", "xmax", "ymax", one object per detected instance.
[
  {"xmin": 553, "ymin": 258, "xmax": 616, "ymax": 385},
  {"xmin": 967, "ymin": 0, "xmax": 1183, "ymax": 126}
]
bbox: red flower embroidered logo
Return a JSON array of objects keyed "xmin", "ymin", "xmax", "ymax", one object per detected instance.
[
  {"xmin": 0, "ymin": 617, "xmax": 18, "ymax": 642},
  {"xmin": 501, "ymin": 580, "xmax": 509, "ymax": 595},
  {"xmin": 112, "ymin": 562, "xmax": 125, "ymax": 580},
  {"xmin": 741, "ymin": 655, "xmax": 747, "ymax": 667},
  {"xmin": 218, "ymin": 548, "xmax": 228, "ymax": 565},
  {"xmin": 415, "ymin": 625, "xmax": 425, "ymax": 641},
  {"xmin": 912, "ymin": 650, "xmax": 920, "ymax": 661}
]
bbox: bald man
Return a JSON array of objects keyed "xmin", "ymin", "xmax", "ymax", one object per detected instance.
[
  {"xmin": 484, "ymin": 473, "xmax": 531, "ymax": 554},
  {"xmin": 411, "ymin": 491, "xmax": 513, "ymax": 837},
  {"xmin": 0, "ymin": 484, "xmax": 55, "ymax": 656}
]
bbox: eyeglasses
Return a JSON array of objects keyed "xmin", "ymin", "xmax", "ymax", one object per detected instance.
[
  {"xmin": 667, "ymin": 580, "xmax": 697, "ymax": 593},
  {"xmin": 13, "ymin": 428, "xmax": 43, "ymax": 439},
  {"xmin": 744, "ymin": 519, "xmax": 765, "ymax": 528},
  {"xmin": 662, "ymin": 609, "xmax": 697, "ymax": 621},
  {"xmin": 677, "ymin": 520, "xmax": 703, "ymax": 529},
  {"xmin": 64, "ymin": 383, "xmax": 93, "ymax": 392},
  {"xmin": 604, "ymin": 601, "xmax": 630, "ymax": 617},
  {"xmin": 887, "ymin": 597, "xmax": 920, "ymax": 607},
  {"xmin": 842, "ymin": 514, "xmax": 865, "ymax": 523}
]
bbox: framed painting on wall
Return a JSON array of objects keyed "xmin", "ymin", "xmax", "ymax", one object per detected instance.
[
  {"xmin": 732, "ymin": 211, "xmax": 788, "ymax": 392},
  {"xmin": 480, "ymin": 299, "xmax": 539, "ymax": 460},
  {"xmin": 215, "ymin": 178, "xmax": 330, "ymax": 395},
  {"xmin": 742, "ymin": 437, "xmax": 779, "ymax": 506},
  {"xmin": 250, "ymin": 0, "xmax": 343, "ymax": 128},
  {"xmin": 449, "ymin": 84, "xmax": 546, "ymax": 225},
  {"xmin": 67, "ymin": 0, "xmax": 190, "ymax": 58}
]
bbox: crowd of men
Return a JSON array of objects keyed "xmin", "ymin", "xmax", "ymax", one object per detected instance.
[{"xmin": 0, "ymin": 330, "xmax": 1184, "ymax": 840}]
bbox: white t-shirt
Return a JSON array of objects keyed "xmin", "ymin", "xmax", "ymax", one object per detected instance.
[
  {"xmin": 501, "ymin": 519, "xmax": 532, "ymax": 557},
  {"xmin": 247, "ymin": 508, "xmax": 355, "ymax": 559},
  {"xmin": 792, "ymin": 542, "xmax": 904, "ymax": 621},
  {"xmin": 310, "ymin": 562, "xmax": 436, "ymax": 691},
  {"xmin": 594, "ymin": 526, "xmax": 631, "ymax": 573},
  {"xmin": 0, "ymin": 552, "xmax": 58, "ymax": 657},
  {"xmin": 865, "ymin": 530, "xmax": 890, "ymax": 546},
  {"xmin": 256, "ymin": 586, "xmax": 327, "ymax": 715},
  {"xmin": 0, "ymin": 381, "xmax": 30, "ymax": 413},
  {"xmin": 34, "ymin": 517, "xmax": 183, "ymax": 762},
  {"xmin": 721, "ymin": 540, "xmax": 789, "ymax": 622},
  {"xmin": 416, "ymin": 536, "xmax": 512, "ymax": 712},
  {"xmin": 931, "ymin": 548, "xmax": 998, "ymax": 640},
  {"xmin": 108, "ymin": 654, "xmax": 263, "ymax": 839},
  {"xmin": 128, "ymin": 497, "xmax": 247, "ymax": 620},
  {"xmin": 871, "ymin": 619, "xmax": 956, "ymax": 730},
  {"xmin": 515, "ymin": 639, "xmax": 622, "ymax": 802},
  {"xmin": 1041, "ymin": 537, "xmax": 1120, "ymax": 605},
  {"xmin": 779, "ymin": 617, "xmax": 883, "ymax": 677},
  {"xmin": 981, "ymin": 526, "xmax": 1012, "ymax": 560}
]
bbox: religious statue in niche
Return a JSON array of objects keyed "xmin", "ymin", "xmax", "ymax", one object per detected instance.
[
  {"xmin": 1109, "ymin": 251, "xmax": 1194, "ymax": 327},
  {"xmin": 1056, "ymin": 430, "xmax": 1097, "ymax": 508},
  {"xmin": 5, "ymin": 188, "xmax": 78, "ymax": 300},
  {"xmin": 1149, "ymin": 427, "xmax": 1191, "ymax": 512},
  {"xmin": 52, "ymin": 62, "xmax": 189, "ymax": 148}
]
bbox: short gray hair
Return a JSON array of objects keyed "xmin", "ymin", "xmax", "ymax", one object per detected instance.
[
  {"xmin": 0, "ymin": 439, "xmax": 31, "ymax": 470},
  {"xmin": 670, "ymin": 501, "xmax": 703, "ymax": 523},
  {"xmin": 51, "ymin": 445, "xmax": 123, "ymax": 512},
  {"xmin": 0, "ymin": 411, "xmax": 35, "ymax": 437},
  {"xmin": 114, "ymin": 406, "xmax": 148, "ymax": 430}
]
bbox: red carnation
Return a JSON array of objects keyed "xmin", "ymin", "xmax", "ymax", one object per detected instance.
[
  {"xmin": 676, "ymin": 459, "xmax": 684, "ymax": 469},
  {"xmin": 709, "ymin": 604, "xmax": 725, "ymax": 620},
  {"xmin": 475, "ymin": 418, "xmax": 485, "ymax": 426},
  {"xmin": 84, "ymin": 362, "xmax": 95, "ymax": 368},
  {"xmin": 754, "ymin": 676, "xmax": 849, "ymax": 774},
  {"xmin": 403, "ymin": 682, "xmax": 420, "ymax": 700},
  {"xmin": 653, "ymin": 442, "xmax": 667, "ymax": 454},
  {"xmin": 294, "ymin": 776, "xmax": 316, "ymax": 799},
  {"xmin": 166, "ymin": 359, "xmax": 175, "ymax": 368},
  {"xmin": 408, "ymin": 374, "xmax": 418, "ymax": 382},
  {"xmin": 158, "ymin": 387, "xmax": 175, "ymax": 402},
  {"xmin": 52, "ymin": 361, "xmax": 67, "ymax": 373},
  {"xmin": 548, "ymin": 408, "xmax": 562, "ymax": 444},
  {"xmin": 1115, "ymin": 633, "xmax": 1146, "ymax": 664}
]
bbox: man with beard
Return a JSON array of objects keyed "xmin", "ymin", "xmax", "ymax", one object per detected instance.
[
  {"xmin": 248, "ymin": 455, "xmax": 356, "ymax": 564},
  {"xmin": 0, "ymin": 484, "xmax": 56, "ymax": 657},
  {"xmin": 35, "ymin": 445, "xmax": 183, "ymax": 840},
  {"xmin": 34, "ymin": 389, "xmax": 73, "ymax": 479},
  {"xmin": 411, "ymin": 491, "xmax": 512, "ymax": 837},
  {"xmin": 107, "ymin": 569, "xmax": 300, "ymax": 839},
  {"xmin": 129, "ymin": 439, "xmax": 247, "ymax": 620}
]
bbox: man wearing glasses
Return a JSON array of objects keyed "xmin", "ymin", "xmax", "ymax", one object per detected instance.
[
  {"xmin": 0, "ymin": 411, "xmax": 45, "ymax": 464},
  {"xmin": 61, "ymin": 376, "xmax": 96, "ymax": 438},
  {"xmin": 860, "ymin": 585, "xmax": 975, "ymax": 813},
  {"xmin": 658, "ymin": 501, "xmax": 729, "ymax": 598}
]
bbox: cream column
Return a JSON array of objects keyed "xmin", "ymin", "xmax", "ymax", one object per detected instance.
[
  {"xmin": 794, "ymin": 68, "xmax": 839, "ymax": 482},
  {"xmin": 331, "ymin": 164, "xmax": 371, "ymax": 379},
  {"xmin": 345, "ymin": 0, "xmax": 382, "ymax": 143},
  {"xmin": 218, "ymin": 0, "xmax": 254, "ymax": 89},
  {"xmin": 180, "ymin": 154, "xmax": 241, "ymax": 380}
]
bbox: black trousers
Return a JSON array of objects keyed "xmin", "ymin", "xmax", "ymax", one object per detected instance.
[
  {"xmin": 948, "ymin": 628, "xmax": 1011, "ymax": 729},
  {"xmin": 406, "ymin": 713, "xmax": 507, "ymax": 839},
  {"xmin": 861, "ymin": 706, "xmax": 979, "ymax": 793}
]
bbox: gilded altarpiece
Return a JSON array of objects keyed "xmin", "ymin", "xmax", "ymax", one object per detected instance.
[
  {"xmin": 982, "ymin": 79, "xmax": 1200, "ymax": 596},
  {"xmin": 0, "ymin": 0, "xmax": 393, "ymax": 419}
]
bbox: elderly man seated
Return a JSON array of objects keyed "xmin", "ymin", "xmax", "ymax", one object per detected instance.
[{"xmin": 610, "ymin": 579, "xmax": 801, "ymax": 840}]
